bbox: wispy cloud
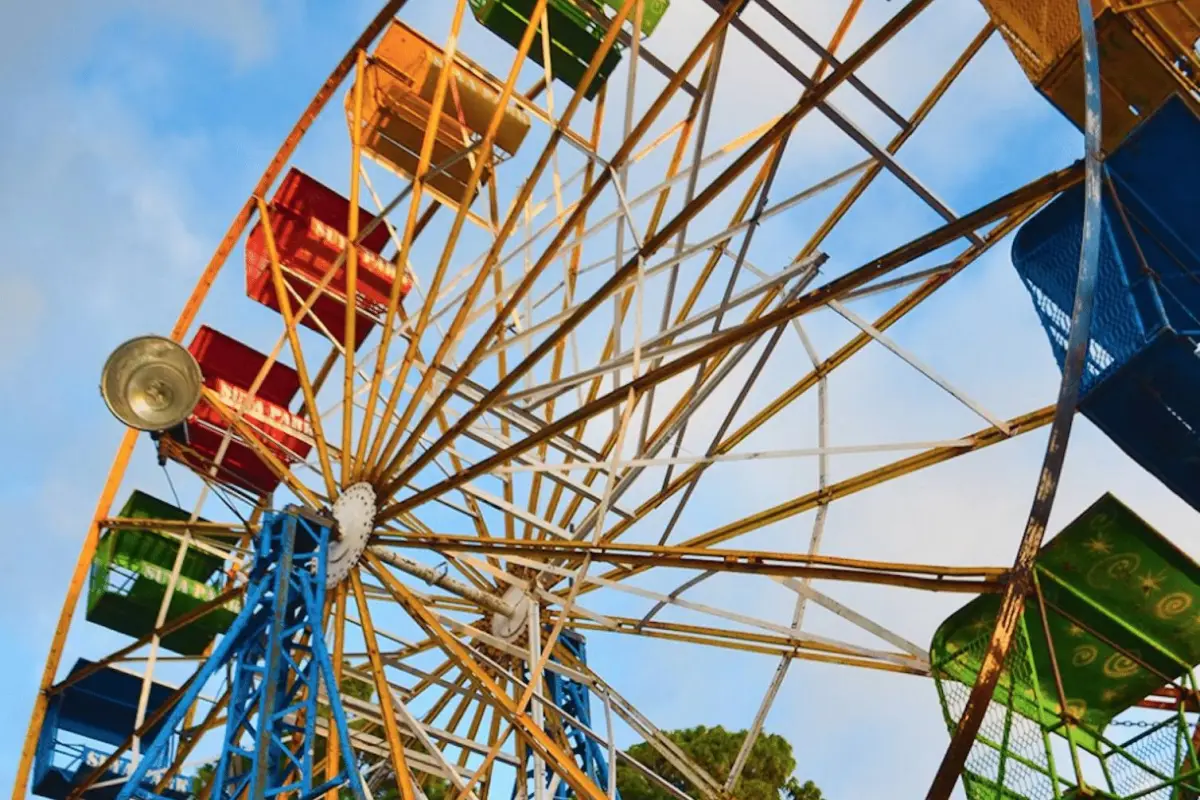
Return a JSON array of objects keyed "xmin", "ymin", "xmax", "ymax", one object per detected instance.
[
  {"xmin": 0, "ymin": 0, "xmax": 281, "ymax": 785},
  {"xmin": 0, "ymin": 274, "xmax": 45, "ymax": 377}
]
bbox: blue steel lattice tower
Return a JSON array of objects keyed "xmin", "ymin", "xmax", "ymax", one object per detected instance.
[
  {"xmin": 531, "ymin": 630, "xmax": 619, "ymax": 800},
  {"xmin": 114, "ymin": 508, "xmax": 365, "ymax": 799}
]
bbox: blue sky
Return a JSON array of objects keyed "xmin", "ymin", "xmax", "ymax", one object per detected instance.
[
  {"xmin": 0, "ymin": 0, "xmax": 381, "ymax": 786},
  {"xmin": 2, "ymin": 1, "xmax": 1198, "ymax": 798}
]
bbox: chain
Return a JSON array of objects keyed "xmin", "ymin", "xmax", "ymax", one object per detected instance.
[{"xmin": 1110, "ymin": 719, "xmax": 1158, "ymax": 728}]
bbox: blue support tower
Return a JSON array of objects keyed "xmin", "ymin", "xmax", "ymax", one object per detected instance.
[
  {"xmin": 544, "ymin": 632, "xmax": 617, "ymax": 800},
  {"xmin": 1012, "ymin": 94, "xmax": 1200, "ymax": 513},
  {"xmin": 109, "ymin": 507, "xmax": 365, "ymax": 799},
  {"xmin": 522, "ymin": 630, "xmax": 618, "ymax": 800}
]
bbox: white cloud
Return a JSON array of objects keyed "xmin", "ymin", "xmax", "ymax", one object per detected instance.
[
  {"xmin": 0, "ymin": 0, "xmax": 275, "ymax": 84},
  {"xmin": 142, "ymin": 0, "xmax": 277, "ymax": 69},
  {"xmin": 0, "ymin": 275, "xmax": 45, "ymax": 376},
  {"xmin": 0, "ymin": 0, "xmax": 277, "ymax": 769}
]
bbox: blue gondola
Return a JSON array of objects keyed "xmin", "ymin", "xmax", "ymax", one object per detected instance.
[
  {"xmin": 1013, "ymin": 94, "xmax": 1200, "ymax": 512},
  {"xmin": 32, "ymin": 660, "xmax": 193, "ymax": 799}
]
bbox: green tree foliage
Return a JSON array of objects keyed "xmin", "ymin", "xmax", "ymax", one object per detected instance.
[
  {"xmin": 192, "ymin": 754, "xmax": 250, "ymax": 795},
  {"xmin": 783, "ymin": 778, "xmax": 824, "ymax": 800},
  {"xmin": 337, "ymin": 668, "xmax": 375, "ymax": 705},
  {"xmin": 615, "ymin": 726, "xmax": 823, "ymax": 800},
  {"xmin": 422, "ymin": 777, "xmax": 452, "ymax": 800}
]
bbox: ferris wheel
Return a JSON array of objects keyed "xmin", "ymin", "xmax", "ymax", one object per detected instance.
[{"xmin": 12, "ymin": 0, "xmax": 1200, "ymax": 799}]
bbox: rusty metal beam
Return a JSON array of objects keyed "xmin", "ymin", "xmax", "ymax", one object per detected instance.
[
  {"xmin": 563, "ymin": 615, "xmax": 930, "ymax": 675},
  {"xmin": 372, "ymin": 533, "xmax": 1007, "ymax": 593},
  {"xmin": 926, "ymin": 0, "xmax": 1104, "ymax": 791}
]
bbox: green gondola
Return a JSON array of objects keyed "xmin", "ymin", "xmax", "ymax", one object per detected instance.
[
  {"xmin": 931, "ymin": 494, "xmax": 1200, "ymax": 799},
  {"xmin": 470, "ymin": 0, "xmax": 669, "ymax": 100},
  {"xmin": 87, "ymin": 491, "xmax": 241, "ymax": 655}
]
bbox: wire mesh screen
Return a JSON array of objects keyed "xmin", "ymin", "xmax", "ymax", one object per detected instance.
[
  {"xmin": 934, "ymin": 622, "xmax": 1058, "ymax": 800},
  {"xmin": 1012, "ymin": 192, "xmax": 1147, "ymax": 396},
  {"xmin": 1105, "ymin": 718, "xmax": 1200, "ymax": 800},
  {"xmin": 934, "ymin": 621, "xmax": 1200, "ymax": 799}
]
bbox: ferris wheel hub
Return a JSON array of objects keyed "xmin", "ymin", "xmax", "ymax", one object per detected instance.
[
  {"xmin": 328, "ymin": 482, "xmax": 376, "ymax": 587},
  {"xmin": 492, "ymin": 585, "xmax": 533, "ymax": 641}
]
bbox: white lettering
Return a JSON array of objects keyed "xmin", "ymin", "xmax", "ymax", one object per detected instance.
[
  {"xmin": 139, "ymin": 564, "xmax": 224, "ymax": 603},
  {"xmin": 215, "ymin": 380, "xmax": 314, "ymax": 442},
  {"xmin": 78, "ymin": 749, "xmax": 193, "ymax": 793},
  {"xmin": 307, "ymin": 216, "xmax": 398, "ymax": 282}
]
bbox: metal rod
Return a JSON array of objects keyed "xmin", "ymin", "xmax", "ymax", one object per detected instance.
[
  {"xmin": 926, "ymin": 0, "xmax": 1105, "ymax": 791},
  {"xmin": 1032, "ymin": 572, "xmax": 1087, "ymax": 788},
  {"xmin": 369, "ymin": 546, "xmax": 515, "ymax": 616}
]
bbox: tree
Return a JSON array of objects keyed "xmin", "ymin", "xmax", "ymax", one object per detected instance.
[
  {"xmin": 422, "ymin": 777, "xmax": 452, "ymax": 800},
  {"xmin": 615, "ymin": 726, "xmax": 823, "ymax": 800},
  {"xmin": 783, "ymin": 778, "xmax": 824, "ymax": 800}
]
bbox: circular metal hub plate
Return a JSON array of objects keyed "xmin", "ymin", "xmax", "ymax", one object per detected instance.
[
  {"xmin": 328, "ymin": 482, "xmax": 376, "ymax": 588},
  {"xmin": 492, "ymin": 585, "xmax": 533, "ymax": 641}
]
